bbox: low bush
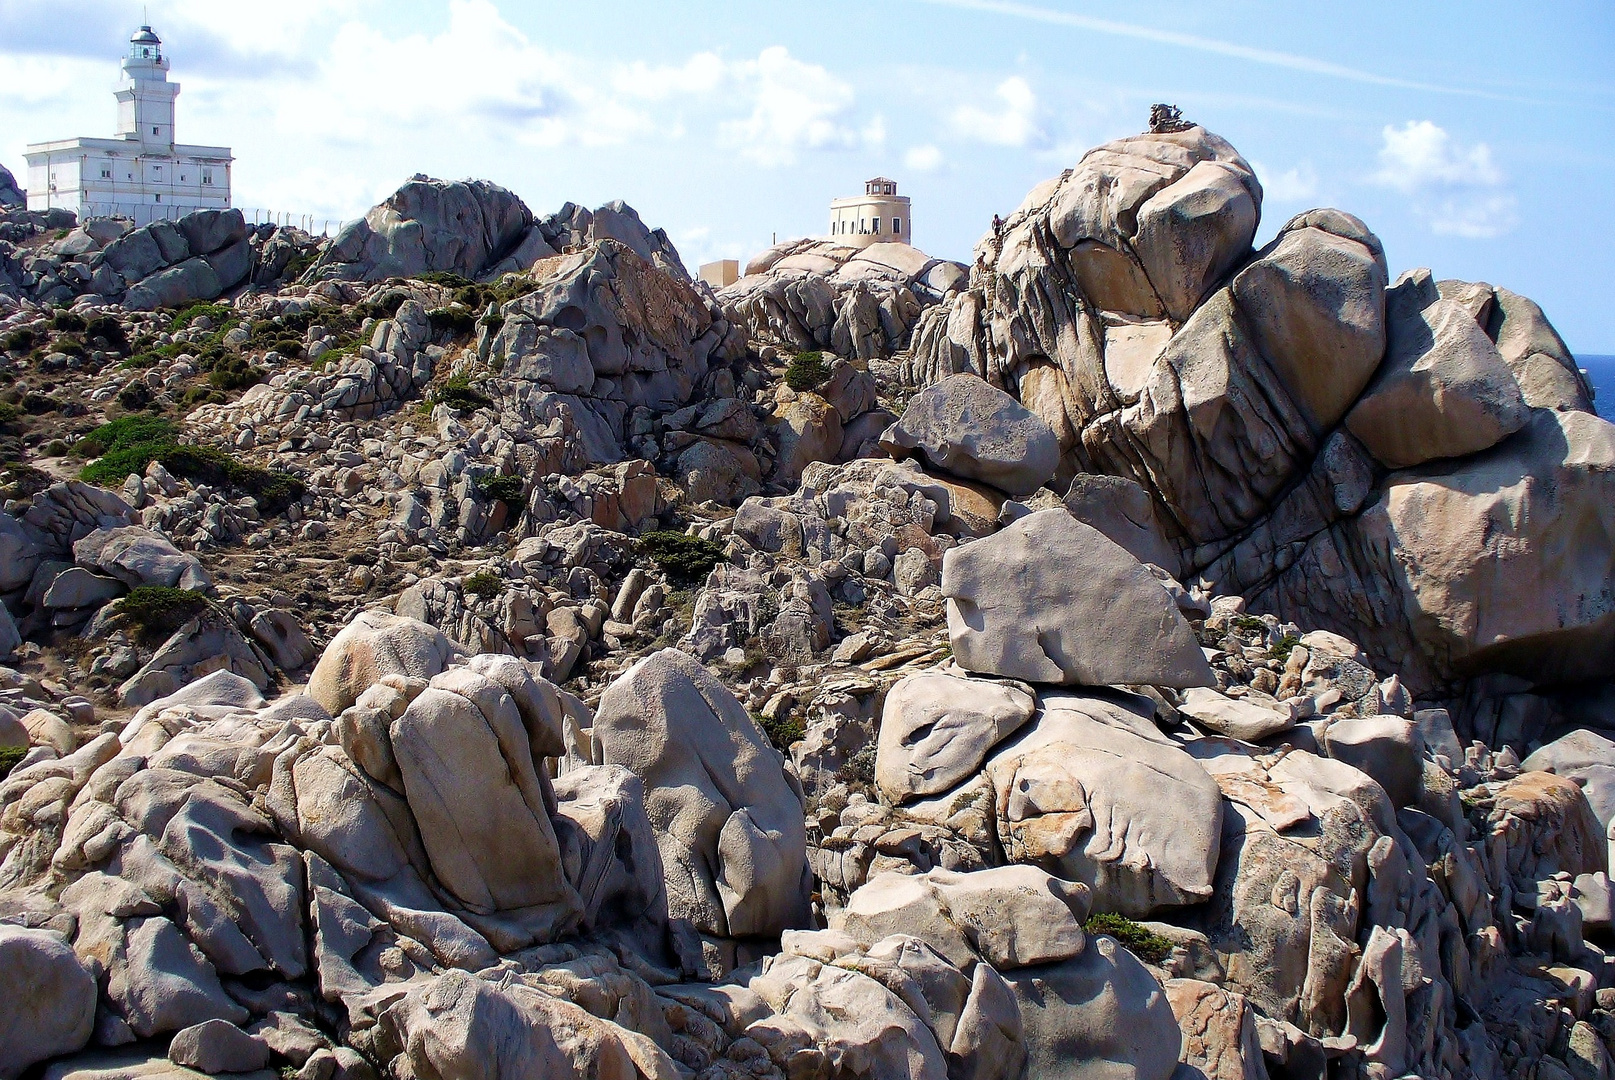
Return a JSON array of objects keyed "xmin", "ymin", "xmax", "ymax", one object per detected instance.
[
  {"xmin": 413, "ymin": 271, "xmax": 477, "ymax": 289},
  {"xmin": 432, "ymin": 374, "xmax": 492, "ymax": 411},
  {"xmin": 637, "ymin": 530, "xmax": 728, "ymax": 585},
  {"xmin": 1, "ymin": 328, "xmax": 37, "ymax": 353},
  {"xmin": 207, "ymin": 355, "xmax": 265, "ymax": 391},
  {"xmin": 78, "ymin": 423, "xmax": 305, "ymax": 514},
  {"xmin": 838, "ymin": 745, "xmax": 877, "ymax": 789},
  {"xmin": 475, "ymin": 473, "xmax": 526, "ymax": 505},
  {"xmin": 114, "ymin": 585, "xmax": 209, "ymax": 643},
  {"xmin": 462, "ymin": 571, "xmax": 503, "ymax": 599},
  {"xmin": 180, "ymin": 386, "xmax": 227, "ymax": 410},
  {"xmin": 281, "ymin": 250, "xmax": 318, "ymax": 283},
  {"xmin": 753, "ymin": 711, "xmax": 805, "ymax": 753},
  {"xmin": 50, "ymin": 310, "xmax": 86, "ymax": 333},
  {"xmin": 72, "ymin": 415, "xmax": 176, "ymax": 458},
  {"xmin": 784, "ymin": 350, "xmax": 831, "ymax": 392},
  {"xmin": 116, "ymin": 383, "xmax": 155, "ymax": 411},
  {"xmin": 1083, "ymin": 913, "xmax": 1175, "ymax": 965},
  {"xmin": 0, "ymin": 745, "xmax": 25, "ymax": 780},
  {"xmin": 427, "ymin": 306, "xmax": 478, "ymax": 337},
  {"xmin": 1271, "ymin": 633, "xmax": 1302, "ymax": 664},
  {"xmin": 356, "ymin": 289, "xmax": 409, "ymax": 321},
  {"xmin": 167, "ymin": 302, "xmax": 232, "ymax": 333},
  {"xmin": 0, "ymin": 402, "xmax": 19, "ymax": 425},
  {"xmin": 84, "ymin": 314, "xmax": 129, "ymax": 352}
]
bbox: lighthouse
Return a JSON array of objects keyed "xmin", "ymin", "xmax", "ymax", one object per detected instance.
[
  {"xmin": 24, "ymin": 25, "xmax": 234, "ymax": 225},
  {"xmin": 828, "ymin": 177, "xmax": 912, "ymax": 249}
]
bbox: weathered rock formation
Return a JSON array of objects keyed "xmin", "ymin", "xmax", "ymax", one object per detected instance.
[
  {"xmin": 720, "ymin": 239, "xmax": 966, "ymax": 360},
  {"xmin": 903, "ymin": 123, "xmax": 1610, "ymax": 700}
]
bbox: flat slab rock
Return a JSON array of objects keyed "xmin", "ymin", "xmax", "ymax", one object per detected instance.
[
  {"xmin": 1178, "ymin": 687, "xmax": 1295, "ymax": 742},
  {"xmin": 942, "ymin": 508, "xmax": 1215, "ymax": 688}
]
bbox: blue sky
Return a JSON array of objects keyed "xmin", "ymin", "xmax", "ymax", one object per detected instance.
[{"xmin": 3, "ymin": 0, "xmax": 1612, "ymax": 351}]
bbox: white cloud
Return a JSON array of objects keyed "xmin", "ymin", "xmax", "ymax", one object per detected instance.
[
  {"xmin": 905, "ymin": 144, "xmax": 944, "ymax": 172},
  {"xmin": 1371, "ymin": 120, "xmax": 1516, "ymax": 238},
  {"xmin": 1372, "ymin": 120, "xmax": 1503, "ymax": 192},
  {"xmin": 718, "ymin": 46, "xmax": 864, "ymax": 166},
  {"xmin": 950, "ymin": 76, "xmax": 1044, "ymax": 148},
  {"xmin": 1252, "ymin": 161, "xmax": 1318, "ymax": 204}
]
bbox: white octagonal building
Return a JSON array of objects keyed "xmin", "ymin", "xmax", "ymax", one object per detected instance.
[
  {"xmin": 829, "ymin": 177, "xmax": 911, "ymax": 249},
  {"xmin": 25, "ymin": 25, "xmax": 232, "ymax": 225}
]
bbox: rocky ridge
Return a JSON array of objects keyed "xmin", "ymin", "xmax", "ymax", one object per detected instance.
[{"xmin": 0, "ymin": 122, "xmax": 1611, "ymax": 1080}]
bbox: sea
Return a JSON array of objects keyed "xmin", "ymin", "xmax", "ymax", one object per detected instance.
[{"xmin": 1583, "ymin": 355, "xmax": 1615, "ymax": 419}]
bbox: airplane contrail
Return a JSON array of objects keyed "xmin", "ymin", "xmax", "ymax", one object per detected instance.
[{"xmin": 909, "ymin": 0, "xmax": 1538, "ymax": 103}]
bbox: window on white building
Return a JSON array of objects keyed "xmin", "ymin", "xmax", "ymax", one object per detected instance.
[
  {"xmin": 203, "ymin": 169, "xmax": 213, "ymax": 185},
  {"xmin": 893, "ymin": 218, "xmax": 901, "ymax": 233},
  {"xmin": 154, "ymin": 194, "xmax": 161, "ymax": 203},
  {"xmin": 101, "ymin": 166, "xmax": 112, "ymax": 179},
  {"xmin": 872, "ymin": 219, "xmax": 880, "ymax": 234},
  {"xmin": 152, "ymin": 126, "xmax": 159, "ymax": 135}
]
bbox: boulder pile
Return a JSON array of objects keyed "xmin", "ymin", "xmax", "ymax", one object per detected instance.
[
  {"xmin": 720, "ymin": 239, "xmax": 966, "ymax": 361},
  {"xmin": 904, "ymin": 124, "xmax": 1609, "ymax": 706},
  {"xmin": 0, "ymin": 118, "xmax": 1613, "ymax": 1080}
]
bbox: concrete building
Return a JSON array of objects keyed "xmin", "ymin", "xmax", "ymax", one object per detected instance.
[
  {"xmin": 698, "ymin": 259, "xmax": 739, "ymax": 288},
  {"xmin": 25, "ymin": 25, "xmax": 232, "ymax": 226},
  {"xmin": 828, "ymin": 177, "xmax": 911, "ymax": 249}
]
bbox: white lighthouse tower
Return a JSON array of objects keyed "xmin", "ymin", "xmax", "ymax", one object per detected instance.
[
  {"xmin": 25, "ymin": 25, "xmax": 233, "ymax": 225},
  {"xmin": 116, "ymin": 25, "xmax": 180, "ymax": 148}
]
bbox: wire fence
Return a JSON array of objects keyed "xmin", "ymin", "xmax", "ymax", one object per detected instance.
[{"xmin": 76, "ymin": 201, "xmax": 344, "ymax": 235}]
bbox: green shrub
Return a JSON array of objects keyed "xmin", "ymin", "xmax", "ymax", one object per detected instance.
[
  {"xmin": 84, "ymin": 314, "xmax": 129, "ymax": 352},
  {"xmin": 207, "ymin": 355, "xmax": 264, "ymax": 391},
  {"xmin": 73, "ymin": 415, "xmax": 176, "ymax": 458},
  {"xmin": 117, "ymin": 383, "xmax": 155, "ymax": 411},
  {"xmin": 121, "ymin": 350, "xmax": 164, "ymax": 370},
  {"xmin": 475, "ymin": 473, "xmax": 526, "ymax": 505},
  {"xmin": 114, "ymin": 586, "xmax": 210, "ymax": 643},
  {"xmin": 43, "ymin": 439, "xmax": 69, "ymax": 457},
  {"xmin": 357, "ymin": 289, "xmax": 409, "ymax": 321},
  {"xmin": 427, "ymin": 306, "xmax": 477, "ymax": 337},
  {"xmin": 432, "ymin": 374, "xmax": 492, "ymax": 411},
  {"xmin": 638, "ymin": 530, "xmax": 728, "ymax": 585},
  {"xmin": 267, "ymin": 337, "xmax": 304, "ymax": 360},
  {"xmin": 78, "ymin": 428, "xmax": 305, "ymax": 515},
  {"xmin": 753, "ymin": 711, "xmax": 805, "ymax": 753},
  {"xmin": 316, "ymin": 339, "xmax": 363, "ymax": 369},
  {"xmin": 839, "ymin": 745, "xmax": 876, "ymax": 788},
  {"xmin": 281, "ymin": 250, "xmax": 318, "ymax": 283},
  {"xmin": 1083, "ymin": 913, "xmax": 1175, "ymax": 965},
  {"xmin": 180, "ymin": 386, "xmax": 227, "ymax": 410},
  {"xmin": 413, "ymin": 271, "xmax": 477, "ymax": 289},
  {"xmin": 21, "ymin": 392, "xmax": 59, "ymax": 414},
  {"xmin": 784, "ymin": 350, "xmax": 831, "ymax": 392},
  {"xmin": 50, "ymin": 310, "xmax": 86, "ymax": 332},
  {"xmin": 462, "ymin": 571, "xmax": 503, "ymax": 600},
  {"xmin": 0, "ymin": 402, "xmax": 19, "ymax": 425},
  {"xmin": 0, "ymin": 745, "xmax": 25, "ymax": 780},
  {"xmin": 1271, "ymin": 633, "xmax": 1301, "ymax": 664},
  {"xmin": 1, "ymin": 328, "xmax": 37, "ymax": 353},
  {"xmin": 167, "ymin": 302, "xmax": 231, "ymax": 333}
]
